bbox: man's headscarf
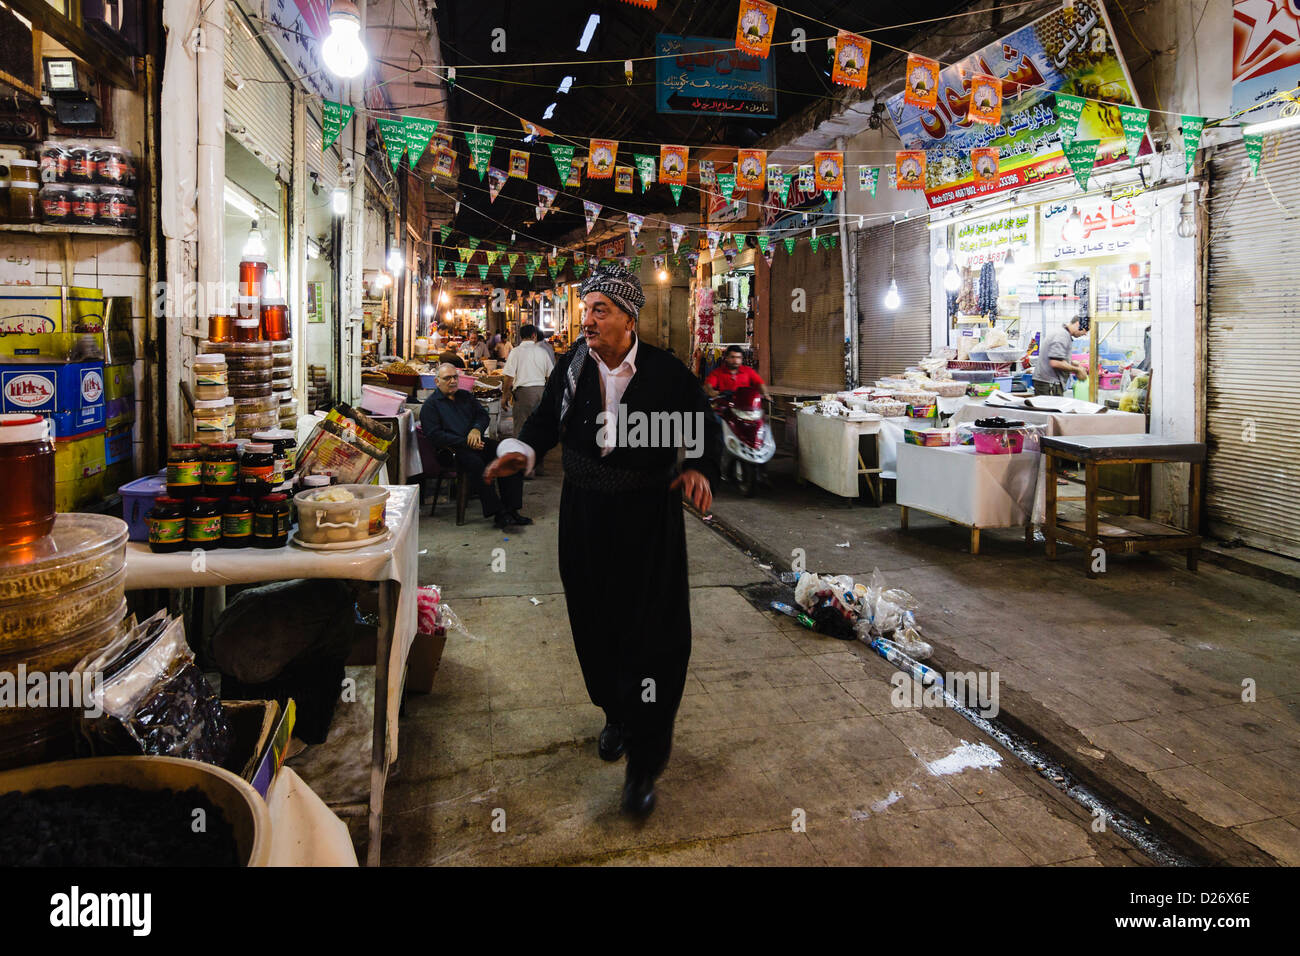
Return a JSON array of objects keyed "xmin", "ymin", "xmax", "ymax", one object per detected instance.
[{"xmin": 578, "ymin": 264, "xmax": 645, "ymax": 320}]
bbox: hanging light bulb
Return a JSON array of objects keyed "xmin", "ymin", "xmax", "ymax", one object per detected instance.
[
  {"xmin": 1001, "ymin": 248, "xmax": 1020, "ymax": 284},
  {"xmin": 242, "ymin": 220, "xmax": 266, "ymax": 258},
  {"xmin": 331, "ymin": 187, "xmax": 349, "ymax": 216},
  {"xmin": 944, "ymin": 266, "xmax": 961, "ymax": 292},
  {"xmin": 1062, "ymin": 207, "xmax": 1085, "ymax": 244},
  {"xmin": 1176, "ymin": 192, "xmax": 1197, "ymax": 239},
  {"xmin": 321, "ymin": 1, "xmax": 369, "ymax": 79},
  {"xmin": 934, "ymin": 245, "xmax": 950, "ymax": 269},
  {"xmin": 883, "ymin": 279, "xmax": 901, "ymax": 310},
  {"xmin": 657, "ymin": 269, "xmax": 669, "ymax": 282},
  {"xmin": 387, "ymin": 248, "xmax": 403, "ymax": 273}
]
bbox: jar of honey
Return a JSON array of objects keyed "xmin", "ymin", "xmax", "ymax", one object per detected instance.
[
  {"xmin": 207, "ymin": 309, "xmax": 236, "ymax": 343},
  {"xmin": 239, "ymin": 256, "xmax": 267, "ymax": 298},
  {"xmin": 260, "ymin": 297, "xmax": 290, "ymax": 340},
  {"xmin": 235, "ymin": 318, "xmax": 261, "ymax": 343},
  {"xmin": 0, "ymin": 414, "xmax": 55, "ymax": 547}
]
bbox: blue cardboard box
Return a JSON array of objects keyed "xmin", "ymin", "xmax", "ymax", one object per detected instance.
[{"xmin": 0, "ymin": 361, "xmax": 105, "ymax": 435}]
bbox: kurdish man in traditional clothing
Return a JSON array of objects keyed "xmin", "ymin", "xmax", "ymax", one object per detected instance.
[{"xmin": 486, "ymin": 265, "xmax": 721, "ymax": 816}]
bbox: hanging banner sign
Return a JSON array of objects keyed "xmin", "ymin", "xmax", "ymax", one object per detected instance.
[
  {"xmin": 659, "ymin": 145, "xmax": 689, "ymax": 185},
  {"xmin": 1039, "ymin": 194, "xmax": 1151, "ymax": 261},
  {"xmin": 509, "ymin": 149, "xmax": 530, "ymax": 178},
  {"xmin": 454, "ymin": 261, "xmax": 469, "ymax": 278},
  {"xmin": 1230, "ymin": 0, "xmax": 1300, "ymax": 126},
  {"xmin": 797, "ymin": 165, "xmax": 814, "ymax": 191},
  {"xmin": 521, "ymin": 117, "xmax": 554, "ymax": 139},
  {"xmin": 465, "ymin": 131, "xmax": 495, "ymax": 180},
  {"xmin": 1054, "ymin": 92, "xmax": 1086, "ymax": 143},
  {"xmin": 431, "ymin": 132, "xmax": 456, "ymax": 177},
  {"xmin": 766, "ymin": 164, "xmax": 782, "ymax": 192},
  {"xmin": 831, "ymin": 31, "xmax": 870, "ymax": 90},
  {"xmin": 403, "ymin": 117, "xmax": 438, "ymax": 166},
  {"xmin": 655, "ymin": 33, "xmax": 776, "ymax": 117},
  {"xmin": 736, "ymin": 149, "xmax": 766, "ymax": 190},
  {"xmin": 734, "ymin": 0, "xmax": 777, "ymax": 58},
  {"xmin": 487, "ymin": 167, "xmax": 507, "ymax": 203},
  {"xmin": 669, "ymin": 183, "xmax": 683, "ymax": 204},
  {"xmin": 536, "ymin": 185, "xmax": 557, "ymax": 220},
  {"xmin": 783, "ymin": 237, "xmax": 796, "ymax": 255},
  {"xmin": 439, "ymin": 224, "xmax": 452, "ymax": 242},
  {"xmin": 895, "ymin": 150, "xmax": 927, "ymax": 190},
  {"xmin": 966, "ymin": 73, "xmax": 1002, "ymax": 125},
  {"xmin": 634, "ymin": 153, "xmax": 657, "ymax": 191},
  {"xmin": 1118, "ymin": 105, "xmax": 1150, "ymax": 166},
  {"xmin": 904, "ymin": 54, "xmax": 940, "ymax": 109},
  {"xmin": 588, "ymin": 139, "xmax": 619, "ymax": 179},
  {"xmin": 548, "ymin": 143, "xmax": 575, "ymax": 182},
  {"xmin": 970, "ymin": 147, "xmax": 1000, "ymax": 186},
  {"xmin": 776, "ymin": 172, "xmax": 793, "ymax": 205},
  {"xmin": 886, "ymin": 0, "xmax": 1146, "ymax": 209},
  {"xmin": 1181, "ymin": 116, "xmax": 1205, "ymax": 176},
  {"xmin": 567, "ymin": 158, "xmax": 583, "ymax": 188},
  {"xmin": 813, "ymin": 151, "xmax": 845, "ymax": 191},
  {"xmin": 615, "ymin": 166, "xmax": 635, "ymax": 194},
  {"xmin": 670, "ymin": 223, "xmax": 686, "ymax": 253},
  {"xmin": 375, "ymin": 117, "xmax": 406, "ymax": 169},
  {"xmin": 1244, "ymin": 132, "xmax": 1264, "ymax": 177},
  {"xmin": 627, "ymin": 214, "xmax": 644, "ymax": 243},
  {"xmin": 954, "ymin": 209, "xmax": 1036, "ymax": 269},
  {"xmin": 322, "ymin": 100, "xmax": 354, "ymax": 151},
  {"xmin": 584, "ymin": 200, "xmax": 602, "ymax": 234},
  {"xmin": 858, "ymin": 166, "xmax": 879, "ymax": 196},
  {"xmin": 1063, "ymin": 138, "xmax": 1100, "ymax": 190},
  {"xmin": 707, "ymin": 230, "xmax": 720, "ymax": 251},
  {"xmin": 716, "ymin": 172, "xmax": 736, "ymax": 202},
  {"xmin": 699, "ymin": 160, "xmax": 717, "ymax": 186}
]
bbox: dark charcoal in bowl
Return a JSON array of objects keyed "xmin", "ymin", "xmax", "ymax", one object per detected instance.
[{"xmin": 0, "ymin": 783, "xmax": 239, "ymax": 866}]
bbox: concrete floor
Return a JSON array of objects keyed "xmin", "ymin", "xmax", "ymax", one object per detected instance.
[{"xmin": 374, "ymin": 470, "xmax": 1135, "ymax": 866}]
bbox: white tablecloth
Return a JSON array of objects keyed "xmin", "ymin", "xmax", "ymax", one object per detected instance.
[
  {"xmin": 950, "ymin": 401, "xmax": 1146, "ymax": 437},
  {"xmin": 897, "ymin": 444, "xmax": 1041, "ymax": 528},
  {"xmin": 372, "ymin": 409, "xmax": 421, "ymax": 484},
  {"xmin": 122, "ymin": 484, "xmax": 420, "ymax": 772},
  {"xmin": 796, "ymin": 409, "xmax": 881, "ymax": 498},
  {"xmin": 267, "ymin": 766, "xmax": 359, "ymax": 866}
]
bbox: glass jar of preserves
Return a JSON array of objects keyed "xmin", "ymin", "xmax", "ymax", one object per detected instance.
[
  {"xmin": 9, "ymin": 180, "xmax": 40, "ymax": 224},
  {"xmin": 252, "ymin": 428, "xmax": 297, "ymax": 482},
  {"xmin": 234, "ymin": 318, "xmax": 261, "ymax": 343},
  {"xmin": 39, "ymin": 145, "xmax": 68, "ymax": 184},
  {"xmin": 8, "ymin": 158, "xmax": 38, "ymax": 184},
  {"xmin": 239, "ymin": 256, "xmax": 268, "ymax": 298},
  {"xmin": 221, "ymin": 496, "xmax": 254, "ymax": 548},
  {"xmin": 186, "ymin": 496, "xmax": 223, "ymax": 550},
  {"xmin": 146, "ymin": 497, "xmax": 187, "ymax": 553},
  {"xmin": 192, "ymin": 398, "xmax": 234, "ymax": 443},
  {"xmin": 202, "ymin": 442, "xmax": 239, "ymax": 496},
  {"xmin": 166, "ymin": 443, "xmax": 204, "ymax": 499},
  {"xmin": 66, "ymin": 144, "xmax": 95, "ymax": 183},
  {"xmin": 95, "ymin": 146, "xmax": 136, "ymax": 186},
  {"xmin": 96, "ymin": 186, "xmax": 136, "ymax": 227},
  {"xmin": 260, "ymin": 297, "xmax": 290, "ymax": 340},
  {"xmin": 0, "ymin": 414, "xmax": 54, "ymax": 547},
  {"xmin": 69, "ymin": 184, "xmax": 98, "ymax": 225},
  {"xmin": 254, "ymin": 493, "xmax": 291, "ymax": 548},
  {"xmin": 239, "ymin": 442, "xmax": 277, "ymax": 498},
  {"xmin": 40, "ymin": 183, "xmax": 72, "ymax": 223}
]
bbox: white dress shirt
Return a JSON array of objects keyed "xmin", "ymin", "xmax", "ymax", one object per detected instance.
[
  {"xmin": 498, "ymin": 336, "xmax": 639, "ymax": 471},
  {"xmin": 501, "ymin": 339, "xmax": 555, "ymax": 389}
]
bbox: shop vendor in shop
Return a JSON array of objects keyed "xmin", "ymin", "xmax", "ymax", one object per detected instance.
[
  {"xmin": 420, "ymin": 363, "xmax": 531, "ymax": 530},
  {"xmin": 485, "ymin": 265, "xmax": 722, "ymax": 818},
  {"xmin": 1032, "ymin": 314, "xmax": 1090, "ymax": 397},
  {"xmin": 703, "ymin": 344, "xmax": 771, "ymax": 403}
]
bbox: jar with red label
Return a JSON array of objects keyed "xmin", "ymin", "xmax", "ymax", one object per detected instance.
[
  {"xmin": 0, "ymin": 413, "xmax": 55, "ymax": 547},
  {"xmin": 95, "ymin": 146, "xmax": 135, "ymax": 186},
  {"xmin": 66, "ymin": 144, "xmax": 95, "ymax": 183},
  {"xmin": 186, "ymin": 497, "xmax": 223, "ymax": 550},
  {"xmin": 39, "ymin": 144, "xmax": 69, "ymax": 184},
  {"xmin": 239, "ymin": 442, "xmax": 277, "ymax": 498},
  {"xmin": 97, "ymin": 186, "xmax": 136, "ymax": 227},
  {"xmin": 40, "ymin": 183, "xmax": 72, "ymax": 224},
  {"xmin": 69, "ymin": 185, "xmax": 98, "ymax": 225}
]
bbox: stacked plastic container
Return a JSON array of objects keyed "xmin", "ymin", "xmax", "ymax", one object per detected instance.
[
  {"xmin": 0, "ymin": 514, "xmax": 129, "ymax": 769},
  {"xmin": 203, "ymin": 341, "xmax": 276, "ymax": 439}
]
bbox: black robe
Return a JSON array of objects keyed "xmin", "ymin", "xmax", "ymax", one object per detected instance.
[{"xmin": 519, "ymin": 339, "xmax": 722, "ymax": 777}]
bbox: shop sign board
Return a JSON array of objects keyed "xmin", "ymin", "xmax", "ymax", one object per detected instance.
[
  {"xmin": 758, "ymin": 175, "xmax": 833, "ymax": 236},
  {"xmin": 1230, "ymin": 0, "xmax": 1300, "ymax": 125},
  {"xmin": 1038, "ymin": 194, "xmax": 1151, "ymax": 261},
  {"xmin": 655, "ymin": 34, "xmax": 777, "ymax": 118},
  {"xmin": 886, "ymin": 0, "xmax": 1146, "ymax": 209},
  {"xmin": 263, "ymin": 0, "xmax": 344, "ymax": 102},
  {"xmin": 954, "ymin": 210, "xmax": 1036, "ymax": 268}
]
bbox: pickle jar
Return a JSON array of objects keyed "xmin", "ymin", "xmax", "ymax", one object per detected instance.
[
  {"xmin": 186, "ymin": 497, "xmax": 223, "ymax": 550},
  {"xmin": 254, "ymin": 493, "xmax": 291, "ymax": 548},
  {"xmin": 166, "ymin": 443, "xmax": 204, "ymax": 499},
  {"xmin": 221, "ymin": 496, "xmax": 254, "ymax": 548},
  {"xmin": 202, "ymin": 442, "xmax": 240, "ymax": 496},
  {"xmin": 145, "ymin": 497, "xmax": 187, "ymax": 553},
  {"xmin": 239, "ymin": 441, "xmax": 277, "ymax": 498}
]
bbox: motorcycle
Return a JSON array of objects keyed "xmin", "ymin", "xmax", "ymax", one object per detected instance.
[{"xmin": 711, "ymin": 386, "xmax": 775, "ymax": 497}]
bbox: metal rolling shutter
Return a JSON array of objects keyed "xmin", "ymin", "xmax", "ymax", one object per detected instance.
[
  {"xmin": 857, "ymin": 218, "xmax": 931, "ymax": 384},
  {"xmin": 1206, "ymin": 136, "xmax": 1300, "ymax": 557},
  {"xmin": 225, "ymin": 2, "xmax": 293, "ymax": 176},
  {"xmin": 769, "ymin": 240, "xmax": 844, "ymax": 391}
]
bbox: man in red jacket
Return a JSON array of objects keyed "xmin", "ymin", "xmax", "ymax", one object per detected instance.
[{"xmin": 703, "ymin": 345, "xmax": 770, "ymax": 401}]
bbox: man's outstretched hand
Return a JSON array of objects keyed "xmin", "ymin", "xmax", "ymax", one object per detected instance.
[
  {"xmin": 671, "ymin": 469, "xmax": 712, "ymax": 513},
  {"xmin": 484, "ymin": 452, "xmax": 528, "ymax": 481}
]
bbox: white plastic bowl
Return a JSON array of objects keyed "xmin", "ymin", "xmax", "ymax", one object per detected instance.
[{"xmin": 293, "ymin": 484, "xmax": 389, "ymax": 545}]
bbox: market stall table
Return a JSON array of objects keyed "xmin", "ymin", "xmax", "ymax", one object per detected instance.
[
  {"xmin": 896, "ymin": 443, "xmax": 1040, "ymax": 554},
  {"xmin": 950, "ymin": 400, "xmax": 1145, "ymax": 437},
  {"xmin": 1041, "ymin": 434, "xmax": 1205, "ymax": 578},
  {"xmin": 122, "ymin": 484, "xmax": 420, "ymax": 866},
  {"xmin": 795, "ymin": 409, "xmax": 883, "ymax": 503}
]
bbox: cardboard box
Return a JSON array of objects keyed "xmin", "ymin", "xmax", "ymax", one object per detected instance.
[
  {"xmin": 405, "ymin": 631, "xmax": 447, "ymax": 694},
  {"xmin": 1, "ymin": 361, "xmax": 106, "ymax": 435},
  {"xmin": 221, "ymin": 699, "xmax": 282, "ymax": 783},
  {"xmin": 0, "ymin": 286, "xmax": 104, "ymax": 360},
  {"xmin": 54, "ymin": 473, "xmax": 104, "ymax": 512},
  {"xmin": 54, "ymin": 430, "xmax": 106, "ymax": 484},
  {"xmin": 105, "ymin": 422, "xmax": 133, "ymax": 465},
  {"xmin": 103, "ymin": 362, "xmax": 135, "ymax": 430}
]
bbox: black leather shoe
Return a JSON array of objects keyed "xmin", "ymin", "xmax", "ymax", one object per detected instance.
[
  {"xmin": 493, "ymin": 512, "xmax": 510, "ymax": 530},
  {"xmin": 621, "ymin": 770, "xmax": 656, "ymax": 817},
  {"xmin": 598, "ymin": 723, "xmax": 624, "ymax": 761},
  {"xmin": 506, "ymin": 511, "xmax": 534, "ymax": 526}
]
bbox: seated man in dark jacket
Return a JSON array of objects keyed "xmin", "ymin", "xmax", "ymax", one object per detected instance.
[{"xmin": 419, "ymin": 363, "xmax": 530, "ymax": 529}]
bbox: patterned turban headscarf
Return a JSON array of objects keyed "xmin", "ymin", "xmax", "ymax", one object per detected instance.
[{"xmin": 578, "ymin": 264, "xmax": 645, "ymax": 320}]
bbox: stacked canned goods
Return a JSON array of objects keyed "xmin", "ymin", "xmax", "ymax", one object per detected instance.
[{"xmin": 38, "ymin": 142, "xmax": 138, "ymax": 228}]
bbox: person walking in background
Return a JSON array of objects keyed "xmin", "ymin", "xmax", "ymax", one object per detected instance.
[{"xmin": 501, "ymin": 324, "xmax": 554, "ymax": 474}]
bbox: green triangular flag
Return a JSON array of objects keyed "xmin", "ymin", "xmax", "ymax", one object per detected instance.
[
  {"xmin": 439, "ymin": 224, "xmax": 451, "ymax": 242},
  {"xmin": 717, "ymin": 172, "xmax": 735, "ymax": 202},
  {"xmin": 867, "ymin": 167, "xmax": 879, "ymax": 197},
  {"xmin": 548, "ymin": 264, "xmax": 559, "ymax": 280},
  {"xmin": 823, "ymin": 190, "xmax": 833, "ymax": 203},
  {"xmin": 465, "ymin": 131, "xmax": 496, "ymax": 181},
  {"xmin": 403, "ymin": 117, "xmax": 438, "ymax": 166},
  {"xmin": 757, "ymin": 235, "xmax": 770, "ymax": 254},
  {"xmin": 574, "ymin": 261, "xmax": 587, "ymax": 278},
  {"xmin": 529, "ymin": 253, "xmax": 542, "ymax": 269},
  {"xmin": 810, "ymin": 235, "xmax": 820, "ymax": 253},
  {"xmin": 555, "ymin": 256, "xmax": 568, "ymax": 272},
  {"xmin": 1244, "ymin": 133, "xmax": 1264, "ymax": 177},
  {"xmin": 1063, "ymin": 138, "xmax": 1100, "ymax": 191},
  {"xmin": 476, "ymin": 263, "xmax": 488, "ymax": 280},
  {"xmin": 524, "ymin": 262, "xmax": 538, "ymax": 280},
  {"xmin": 1118, "ymin": 106, "xmax": 1149, "ymax": 166},
  {"xmin": 669, "ymin": 183, "xmax": 683, "ymax": 205},
  {"xmin": 454, "ymin": 260, "xmax": 468, "ymax": 278},
  {"xmin": 375, "ymin": 117, "xmax": 407, "ymax": 170},
  {"xmin": 783, "ymin": 237, "xmax": 796, "ymax": 255},
  {"xmin": 732, "ymin": 233, "xmax": 746, "ymax": 249},
  {"xmin": 633, "ymin": 153, "xmax": 657, "ymax": 191},
  {"xmin": 323, "ymin": 100, "xmax": 354, "ymax": 151},
  {"xmin": 548, "ymin": 142, "xmax": 576, "ymax": 182},
  {"xmin": 829, "ymin": 234, "xmax": 838, "ymax": 248},
  {"xmin": 1054, "ymin": 92, "xmax": 1086, "ymax": 143},
  {"xmin": 777, "ymin": 173, "xmax": 793, "ymax": 205},
  {"xmin": 468, "ymin": 237, "xmax": 481, "ymax": 250},
  {"xmin": 499, "ymin": 258, "xmax": 511, "ymax": 276},
  {"xmin": 496, "ymin": 243, "xmax": 506, "ymax": 252}
]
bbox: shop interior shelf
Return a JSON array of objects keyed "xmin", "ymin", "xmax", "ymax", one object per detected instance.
[{"xmin": 0, "ymin": 222, "xmax": 135, "ymax": 238}]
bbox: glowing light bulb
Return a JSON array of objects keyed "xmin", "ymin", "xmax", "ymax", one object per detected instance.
[
  {"xmin": 934, "ymin": 245, "xmax": 950, "ymax": 269},
  {"xmin": 331, "ymin": 187, "xmax": 349, "ymax": 216},
  {"xmin": 657, "ymin": 269, "xmax": 669, "ymax": 282},
  {"xmin": 1062, "ymin": 207, "xmax": 1085, "ymax": 244},
  {"xmin": 884, "ymin": 279, "xmax": 901, "ymax": 310},
  {"xmin": 321, "ymin": 1, "xmax": 369, "ymax": 79},
  {"xmin": 388, "ymin": 248, "xmax": 403, "ymax": 273},
  {"xmin": 944, "ymin": 266, "xmax": 961, "ymax": 293}
]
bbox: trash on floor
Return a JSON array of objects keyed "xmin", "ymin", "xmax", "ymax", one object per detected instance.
[{"xmin": 777, "ymin": 568, "xmax": 934, "ymax": 659}]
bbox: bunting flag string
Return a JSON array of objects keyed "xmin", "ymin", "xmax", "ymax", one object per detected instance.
[
  {"xmin": 323, "ymin": 100, "xmax": 354, "ymax": 151},
  {"xmin": 583, "ymin": 200, "xmax": 601, "ymax": 234},
  {"xmin": 548, "ymin": 142, "xmax": 575, "ymax": 182},
  {"xmin": 1118, "ymin": 105, "xmax": 1150, "ymax": 166},
  {"xmin": 1244, "ymin": 133, "xmax": 1264, "ymax": 178},
  {"xmin": 669, "ymin": 183, "xmax": 683, "ymax": 205},
  {"xmin": 465, "ymin": 131, "xmax": 496, "ymax": 181},
  {"xmin": 717, "ymin": 172, "xmax": 736, "ymax": 203},
  {"xmin": 508, "ymin": 148, "xmax": 530, "ymax": 178},
  {"xmin": 1053, "ymin": 92, "xmax": 1086, "ymax": 143},
  {"xmin": 831, "ymin": 31, "xmax": 870, "ymax": 90},
  {"xmin": 375, "ymin": 117, "xmax": 407, "ymax": 170},
  {"xmin": 1063, "ymin": 138, "xmax": 1100, "ymax": 191},
  {"xmin": 670, "ymin": 223, "xmax": 685, "ymax": 253},
  {"xmin": 737, "ymin": 149, "xmax": 765, "ymax": 190},
  {"xmin": 903, "ymin": 54, "xmax": 939, "ymax": 109},
  {"xmin": 588, "ymin": 139, "xmax": 618, "ymax": 179},
  {"xmin": 858, "ymin": 165, "xmax": 879, "ymax": 196},
  {"xmin": 1181, "ymin": 116, "xmax": 1205, "ymax": 176},
  {"xmin": 403, "ymin": 117, "xmax": 438, "ymax": 166},
  {"xmin": 627, "ymin": 213, "xmax": 644, "ymax": 243},
  {"xmin": 783, "ymin": 237, "xmax": 796, "ymax": 255},
  {"xmin": 633, "ymin": 153, "xmax": 657, "ymax": 191}
]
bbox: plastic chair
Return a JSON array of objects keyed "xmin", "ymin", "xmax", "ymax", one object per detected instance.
[{"xmin": 414, "ymin": 423, "xmax": 469, "ymax": 525}]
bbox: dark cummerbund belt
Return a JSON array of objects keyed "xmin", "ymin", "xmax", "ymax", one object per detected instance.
[{"xmin": 562, "ymin": 446, "xmax": 674, "ymax": 493}]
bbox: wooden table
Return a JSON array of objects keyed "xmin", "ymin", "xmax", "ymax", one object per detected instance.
[{"xmin": 1041, "ymin": 434, "xmax": 1205, "ymax": 577}]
